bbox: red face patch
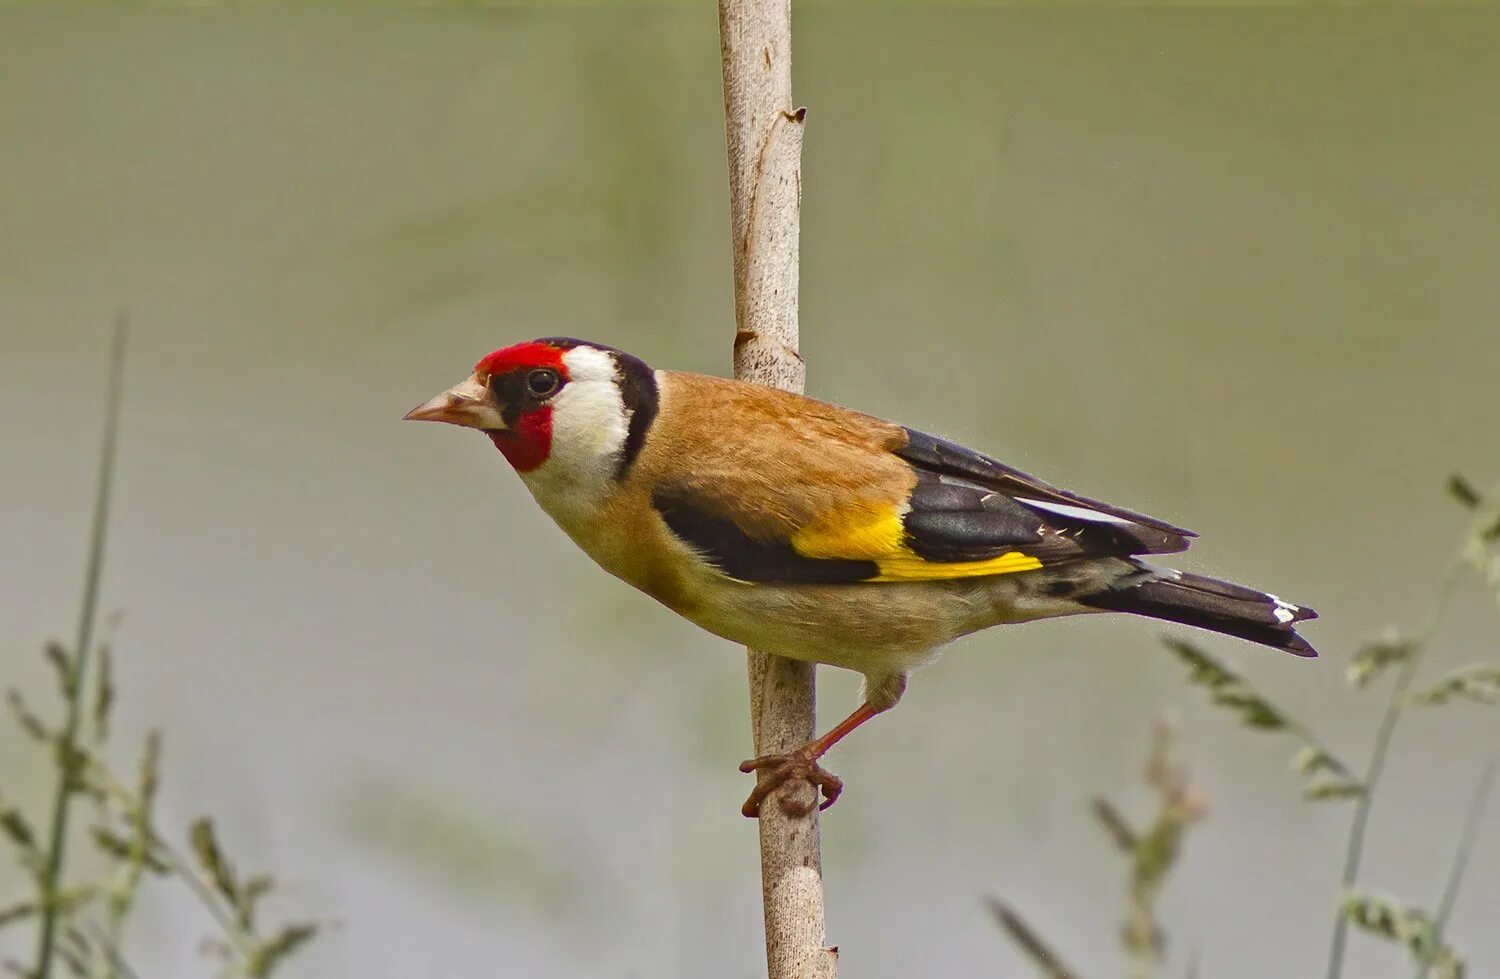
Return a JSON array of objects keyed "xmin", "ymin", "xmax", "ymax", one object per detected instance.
[
  {"xmin": 474, "ymin": 341, "xmax": 569, "ymax": 385},
  {"xmin": 474, "ymin": 341, "xmax": 571, "ymax": 473}
]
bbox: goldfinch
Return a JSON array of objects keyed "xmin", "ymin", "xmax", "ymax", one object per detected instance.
[{"xmin": 406, "ymin": 338, "xmax": 1316, "ymax": 817}]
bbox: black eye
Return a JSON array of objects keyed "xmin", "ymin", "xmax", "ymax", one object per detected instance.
[{"xmin": 526, "ymin": 368, "xmax": 560, "ymax": 397}]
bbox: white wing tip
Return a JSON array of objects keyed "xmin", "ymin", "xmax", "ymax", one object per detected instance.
[{"xmin": 1016, "ymin": 497, "xmax": 1134, "ymax": 527}]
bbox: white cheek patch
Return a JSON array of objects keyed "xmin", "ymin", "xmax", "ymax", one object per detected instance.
[
  {"xmin": 560, "ymin": 345, "xmax": 618, "ymax": 384},
  {"xmin": 1017, "ymin": 497, "xmax": 1135, "ymax": 527},
  {"xmin": 552, "ymin": 383, "xmax": 629, "ymax": 461},
  {"xmin": 522, "ymin": 346, "xmax": 630, "ymax": 515},
  {"xmin": 1266, "ymin": 593, "xmax": 1300, "ymax": 624}
]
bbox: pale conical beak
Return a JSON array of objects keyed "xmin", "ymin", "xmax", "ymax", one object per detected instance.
[{"xmin": 403, "ymin": 376, "xmax": 506, "ymax": 430}]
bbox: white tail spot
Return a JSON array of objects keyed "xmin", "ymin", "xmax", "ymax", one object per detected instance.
[{"xmin": 1267, "ymin": 593, "xmax": 1299, "ymax": 624}]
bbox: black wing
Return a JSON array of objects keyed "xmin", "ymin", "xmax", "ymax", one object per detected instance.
[{"xmin": 895, "ymin": 428, "xmax": 1196, "ymax": 563}]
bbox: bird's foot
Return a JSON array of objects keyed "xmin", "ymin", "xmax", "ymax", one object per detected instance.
[{"xmin": 738, "ymin": 747, "xmax": 843, "ymax": 818}]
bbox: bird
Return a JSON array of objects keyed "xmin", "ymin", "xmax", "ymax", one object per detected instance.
[{"xmin": 405, "ymin": 337, "xmax": 1316, "ymax": 818}]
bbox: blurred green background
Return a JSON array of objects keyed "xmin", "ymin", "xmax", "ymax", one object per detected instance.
[{"xmin": 3, "ymin": 6, "xmax": 1498, "ymax": 978}]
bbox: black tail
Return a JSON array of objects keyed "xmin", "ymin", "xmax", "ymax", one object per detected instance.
[{"xmin": 1080, "ymin": 567, "xmax": 1318, "ymax": 657}]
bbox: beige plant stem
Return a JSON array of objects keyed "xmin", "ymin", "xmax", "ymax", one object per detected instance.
[{"xmin": 717, "ymin": 2, "xmax": 836, "ymax": 977}]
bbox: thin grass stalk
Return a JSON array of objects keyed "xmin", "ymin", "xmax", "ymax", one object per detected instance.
[
  {"xmin": 86, "ymin": 762, "xmax": 259, "ymax": 965},
  {"xmin": 1416, "ymin": 759, "xmax": 1495, "ymax": 979},
  {"xmin": 1326, "ymin": 563, "xmax": 1463, "ymax": 979},
  {"xmin": 983, "ymin": 896, "xmax": 1083, "ymax": 979},
  {"xmin": 33, "ymin": 316, "xmax": 127, "ymax": 979}
]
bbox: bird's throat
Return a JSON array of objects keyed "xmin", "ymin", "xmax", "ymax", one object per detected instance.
[{"xmin": 488, "ymin": 407, "xmax": 552, "ymax": 472}]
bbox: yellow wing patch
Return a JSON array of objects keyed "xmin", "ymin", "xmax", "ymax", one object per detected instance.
[
  {"xmin": 871, "ymin": 549, "xmax": 1043, "ymax": 581},
  {"xmin": 790, "ymin": 500, "xmax": 905, "ymax": 560},
  {"xmin": 789, "ymin": 500, "xmax": 1044, "ymax": 581}
]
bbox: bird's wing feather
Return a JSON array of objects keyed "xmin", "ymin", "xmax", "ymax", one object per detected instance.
[
  {"xmin": 642, "ymin": 373, "xmax": 1193, "ymax": 586},
  {"xmin": 895, "ymin": 428, "xmax": 1196, "ymax": 543}
]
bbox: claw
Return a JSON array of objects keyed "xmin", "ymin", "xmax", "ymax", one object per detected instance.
[{"xmin": 739, "ymin": 749, "xmax": 844, "ymax": 818}]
